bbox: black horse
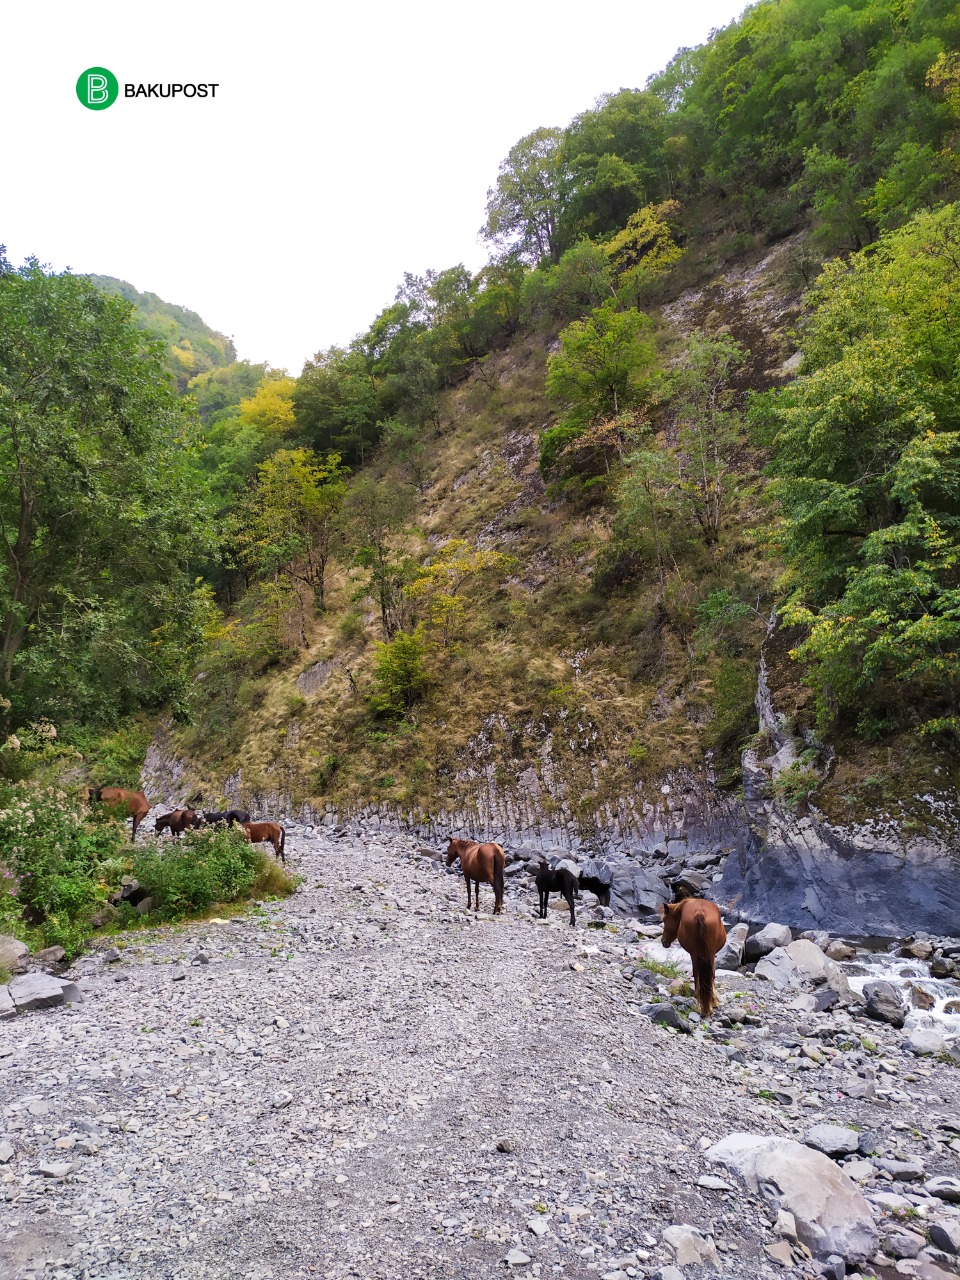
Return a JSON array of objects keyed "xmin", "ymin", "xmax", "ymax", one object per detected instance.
[
  {"xmin": 201, "ymin": 809, "xmax": 251, "ymax": 828},
  {"xmin": 578, "ymin": 874, "xmax": 611, "ymax": 907},
  {"xmin": 535, "ymin": 860, "xmax": 577, "ymax": 927}
]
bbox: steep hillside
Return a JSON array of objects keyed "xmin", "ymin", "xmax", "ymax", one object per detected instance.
[{"xmin": 86, "ymin": 275, "xmax": 237, "ymax": 392}]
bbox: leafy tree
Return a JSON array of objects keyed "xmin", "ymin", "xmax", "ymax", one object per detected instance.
[
  {"xmin": 671, "ymin": 333, "xmax": 746, "ymax": 546},
  {"xmin": 756, "ymin": 204, "xmax": 960, "ymax": 736},
  {"xmin": 239, "ymin": 449, "xmax": 347, "ymax": 611},
  {"xmin": 544, "ymin": 302, "xmax": 655, "ymax": 457},
  {"xmin": 238, "ymin": 374, "xmax": 298, "ymax": 435},
  {"xmin": 340, "ymin": 475, "xmax": 417, "ymax": 638},
  {"xmin": 405, "ymin": 540, "xmax": 514, "ymax": 646},
  {"xmin": 604, "ymin": 200, "xmax": 685, "ymax": 306},
  {"xmin": 188, "ymin": 361, "xmax": 268, "ymax": 424},
  {"xmin": 520, "ymin": 240, "xmax": 614, "ymax": 328},
  {"xmin": 482, "ymin": 127, "xmax": 574, "ymax": 264},
  {"xmin": 294, "ymin": 347, "xmax": 382, "ymax": 465},
  {"xmin": 0, "ymin": 256, "xmax": 216, "ymax": 726}
]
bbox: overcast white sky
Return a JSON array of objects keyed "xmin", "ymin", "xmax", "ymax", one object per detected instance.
[{"xmin": 3, "ymin": 1, "xmax": 747, "ymax": 373}]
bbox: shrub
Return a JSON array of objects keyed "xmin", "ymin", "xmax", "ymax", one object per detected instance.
[
  {"xmin": 369, "ymin": 626, "xmax": 429, "ymax": 716},
  {"xmin": 132, "ymin": 825, "xmax": 295, "ymax": 919},
  {"xmin": 0, "ymin": 783, "xmax": 128, "ymax": 953}
]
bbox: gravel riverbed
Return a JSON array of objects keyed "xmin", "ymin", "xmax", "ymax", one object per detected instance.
[{"xmin": 2, "ymin": 827, "xmax": 960, "ymax": 1280}]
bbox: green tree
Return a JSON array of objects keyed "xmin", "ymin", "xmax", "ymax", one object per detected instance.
[
  {"xmin": 482, "ymin": 127, "xmax": 574, "ymax": 264},
  {"xmin": 756, "ymin": 204, "xmax": 960, "ymax": 736},
  {"xmin": 0, "ymin": 256, "xmax": 215, "ymax": 726},
  {"xmin": 294, "ymin": 347, "xmax": 382, "ymax": 465},
  {"xmin": 340, "ymin": 475, "xmax": 417, "ymax": 638}
]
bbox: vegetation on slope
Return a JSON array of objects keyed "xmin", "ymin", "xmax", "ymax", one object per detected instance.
[{"xmin": 2, "ymin": 0, "xmax": 959, "ymax": 833}]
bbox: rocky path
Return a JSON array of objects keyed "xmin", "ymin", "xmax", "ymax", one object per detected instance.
[{"xmin": 2, "ymin": 828, "xmax": 960, "ymax": 1280}]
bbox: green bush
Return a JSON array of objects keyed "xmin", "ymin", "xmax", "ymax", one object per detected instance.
[
  {"xmin": 0, "ymin": 783, "xmax": 129, "ymax": 953},
  {"xmin": 132, "ymin": 825, "xmax": 265, "ymax": 918},
  {"xmin": 369, "ymin": 626, "xmax": 429, "ymax": 716}
]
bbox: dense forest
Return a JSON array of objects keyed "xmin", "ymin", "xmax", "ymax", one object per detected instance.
[{"xmin": 2, "ymin": 0, "xmax": 959, "ymax": 838}]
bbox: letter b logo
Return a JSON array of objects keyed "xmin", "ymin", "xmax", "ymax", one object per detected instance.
[{"xmin": 76, "ymin": 66, "xmax": 119, "ymax": 110}]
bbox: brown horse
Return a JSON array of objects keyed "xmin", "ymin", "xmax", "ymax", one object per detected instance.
[
  {"xmin": 660, "ymin": 897, "xmax": 726, "ymax": 1017},
  {"xmin": 241, "ymin": 821, "xmax": 286, "ymax": 864},
  {"xmin": 89, "ymin": 787, "xmax": 151, "ymax": 839},
  {"xmin": 445, "ymin": 838, "xmax": 505, "ymax": 915},
  {"xmin": 155, "ymin": 808, "xmax": 200, "ymax": 838}
]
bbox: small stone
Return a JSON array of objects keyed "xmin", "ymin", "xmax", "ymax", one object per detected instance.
[
  {"xmin": 765, "ymin": 1240, "xmax": 795, "ymax": 1266},
  {"xmin": 697, "ymin": 1175, "xmax": 734, "ymax": 1191},
  {"xmin": 877, "ymin": 1158, "xmax": 925, "ymax": 1182},
  {"xmin": 662, "ymin": 1224, "xmax": 719, "ymax": 1268},
  {"xmin": 37, "ymin": 1161, "xmax": 72, "ymax": 1178},
  {"xmin": 505, "ymin": 1248, "xmax": 531, "ymax": 1266},
  {"xmin": 103, "ymin": 948, "xmax": 121, "ymax": 964},
  {"xmin": 882, "ymin": 1229, "xmax": 926, "ymax": 1260},
  {"xmin": 496, "ymin": 1138, "xmax": 514, "ymax": 1153},
  {"xmin": 776, "ymin": 1209, "xmax": 798, "ymax": 1242},
  {"xmin": 31, "ymin": 945, "xmax": 66, "ymax": 969},
  {"xmin": 863, "ymin": 981, "xmax": 907, "ymax": 1028},
  {"xmin": 191, "ymin": 952, "xmax": 210, "ymax": 965},
  {"xmin": 527, "ymin": 1217, "xmax": 549, "ymax": 1237},
  {"xmin": 654, "ymin": 1269, "xmax": 684, "ymax": 1280},
  {"xmin": 271, "ymin": 1091, "xmax": 294, "ymax": 1109},
  {"xmin": 171, "ymin": 968, "xmax": 186, "ymax": 982},
  {"xmin": 0, "ymin": 1139, "xmax": 14, "ymax": 1162},
  {"xmin": 744, "ymin": 923, "xmax": 792, "ymax": 961}
]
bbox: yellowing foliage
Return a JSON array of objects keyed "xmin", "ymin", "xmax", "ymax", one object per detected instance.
[{"xmin": 239, "ymin": 376, "xmax": 298, "ymax": 434}]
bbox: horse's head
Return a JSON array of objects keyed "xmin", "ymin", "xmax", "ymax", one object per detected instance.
[
  {"xmin": 445, "ymin": 839, "xmax": 459, "ymax": 866},
  {"xmin": 88, "ymin": 787, "xmax": 102, "ymax": 803},
  {"xmin": 660, "ymin": 900, "xmax": 682, "ymax": 947}
]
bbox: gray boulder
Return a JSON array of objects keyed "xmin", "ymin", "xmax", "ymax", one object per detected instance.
[
  {"xmin": 716, "ymin": 922, "xmax": 749, "ymax": 971},
  {"xmin": 609, "ymin": 865, "xmax": 669, "ymax": 917},
  {"xmin": 706, "ymin": 1133, "xmax": 878, "ymax": 1262},
  {"xmin": 927, "ymin": 1177, "xmax": 960, "ymax": 1204},
  {"xmin": 744, "ymin": 922, "xmax": 792, "ymax": 960},
  {"xmin": 661, "ymin": 1225, "xmax": 718, "ymax": 1269},
  {"xmin": 0, "ymin": 934, "xmax": 28, "ymax": 974},
  {"xmin": 755, "ymin": 939, "xmax": 853, "ymax": 1000},
  {"xmin": 804, "ymin": 1125, "xmax": 860, "ymax": 1158},
  {"xmin": 9, "ymin": 973, "xmax": 67, "ymax": 1011},
  {"xmin": 863, "ymin": 981, "xmax": 907, "ymax": 1028}
]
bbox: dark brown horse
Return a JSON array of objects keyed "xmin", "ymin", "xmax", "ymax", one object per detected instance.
[
  {"xmin": 89, "ymin": 787, "xmax": 151, "ymax": 839},
  {"xmin": 660, "ymin": 897, "xmax": 726, "ymax": 1017},
  {"xmin": 155, "ymin": 808, "xmax": 200, "ymax": 838},
  {"xmin": 445, "ymin": 838, "xmax": 505, "ymax": 914},
  {"xmin": 241, "ymin": 821, "xmax": 286, "ymax": 864}
]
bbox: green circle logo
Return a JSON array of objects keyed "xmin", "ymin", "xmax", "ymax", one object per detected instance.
[{"xmin": 76, "ymin": 67, "xmax": 119, "ymax": 111}]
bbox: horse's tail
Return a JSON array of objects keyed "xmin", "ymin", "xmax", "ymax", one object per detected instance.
[
  {"xmin": 693, "ymin": 910, "xmax": 717, "ymax": 1016},
  {"xmin": 493, "ymin": 846, "xmax": 505, "ymax": 913},
  {"xmin": 279, "ymin": 825, "xmax": 286, "ymax": 863}
]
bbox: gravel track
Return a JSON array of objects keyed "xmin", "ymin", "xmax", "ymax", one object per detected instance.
[{"xmin": 1, "ymin": 828, "xmax": 957, "ymax": 1280}]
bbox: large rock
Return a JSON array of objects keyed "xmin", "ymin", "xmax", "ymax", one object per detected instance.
[
  {"xmin": 8, "ymin": 973, "xmax": 67, "ymax": 1011},
  {"xmin": 609, "ymin": 865, "xmax": 670, "ymax": 917},
  {"xmin": 744, "ymin": 922, "xmax": 792, "ymax": 960},
  {"xmin": 863, "ymin": 981, "xmax": 907, "ymax": 1028},
  {"xmin": 716, "ymin": 922, "xmax": 749, "ymax": 971},
  {"xmin": 0, "ymin": 934, "xmax": 28, "ymax": 974},
  {"xmin": 755, "ymin": 939, "xmax": 853, "ymax": 1000},
  {"xmin": 716, "ymin": 799, "xmax": 960, "ymax": 938},
  {"xmin": 705, "ymin": 1133, "xmax": 878, "ymax": 1262}
]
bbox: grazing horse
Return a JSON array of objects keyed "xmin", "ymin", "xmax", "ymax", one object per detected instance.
[
  {"xmin": 660, "ymin": 897, "xmax": 727, "ymax": 1017},
  {"xmin": 241, "ymin": 821, "xmax": 286, "ymax": 864},
  {"xmin": 155, "ymin": 808, "xmax": 200, "ymax": 838},
  {"xmin": 535, "ymin": 859, "xmax": 577, "ymax": 926},
  {"xmin": 578, "ymin": 874, "xmax": 611, "ymax": 907},
  {"xmin": 201, "ymin": 809, "xmax": 250, "ymax": 828},
  {"xmin": 445, "ymin": 838, "xmax": 505, "ymax": 915},
  {"xmin": 89, "ymin": 787, "xmax": 151, "ymax": 839}
]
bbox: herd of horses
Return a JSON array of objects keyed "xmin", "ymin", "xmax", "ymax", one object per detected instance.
[
  {"xmin": 87, "ymin": 788, "xmax": 287, "ymax": 863},
  {"xmin": 445, "ymin": 837, "xmax": 726, "ymax": 1018},
  {"xmin": 85, "ymin": 795, "xmax": 725, "ymax": 1018}
]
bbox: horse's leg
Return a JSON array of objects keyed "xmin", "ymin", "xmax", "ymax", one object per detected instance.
[
  {"xmin": 463, "ymin": 872, "xmax": 471, "ymax": 910},
  {"xmin": 473, "ymin": 880, "xmax": 480, "ymax": 912},
  {"xmin": 566, "ymin": 887, "xmax": 576, "ymax": 927}
]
